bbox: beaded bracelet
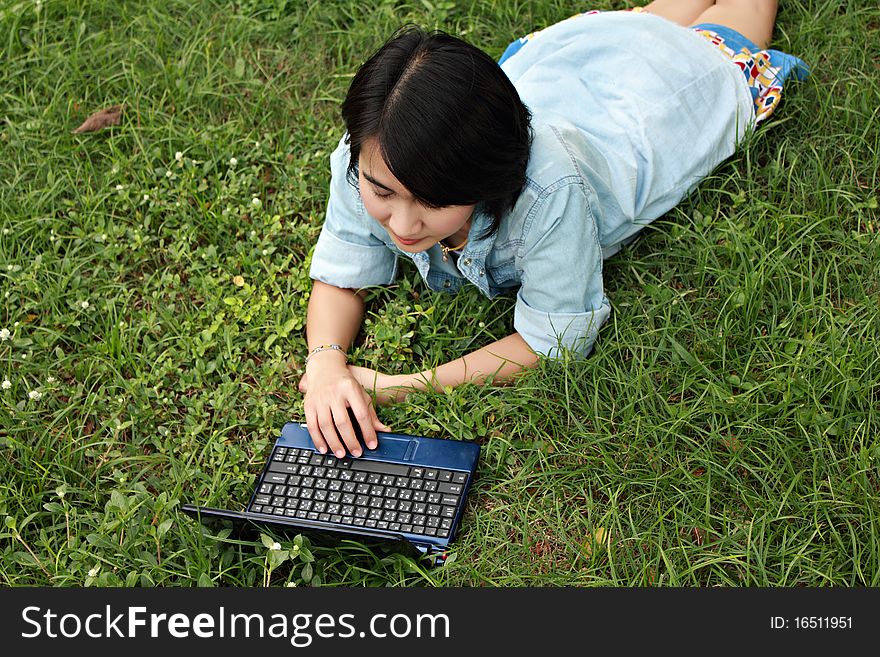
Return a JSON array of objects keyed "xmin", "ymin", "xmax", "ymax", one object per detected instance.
[{"xmin": 304, "ymin": 343, "xmax": 346, "ymax": 365}]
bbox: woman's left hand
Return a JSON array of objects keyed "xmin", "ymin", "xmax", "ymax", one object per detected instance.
[{"xmin": 346, "ymin": 365, "xmax": 420, "ymax": 405}]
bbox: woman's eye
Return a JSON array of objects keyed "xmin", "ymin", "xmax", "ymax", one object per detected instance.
[{"xmin": 373, "ymin": 187, "xmax": 393, "ymax": 199}]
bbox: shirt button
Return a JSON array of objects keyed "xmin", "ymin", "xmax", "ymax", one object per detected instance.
[
  {"xmin": 479, "ymin": 269, "xmax": 485, "ymax": 277},
  {"xmin": 443, "ymin": 280, "xmax": 452, "ymax": 288},
  {"xmin": 463, "ymin": 258, "xmax": 472, "ymax": 267}
]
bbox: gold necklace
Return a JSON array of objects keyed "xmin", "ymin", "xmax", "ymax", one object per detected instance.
[{"xmin": 440, "ymin": 236, "xmax": 468, "ymax": 262}]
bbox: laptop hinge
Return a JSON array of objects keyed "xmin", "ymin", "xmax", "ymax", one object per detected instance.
[{"xmin": 415, "ymin": 543, "xmax": 448, "ymax": 567}]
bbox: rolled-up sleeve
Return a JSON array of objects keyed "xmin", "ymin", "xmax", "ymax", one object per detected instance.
[
  {"xmin": 513, "ymin": 181, "xmax": 611, "ymax": 358},
  {"xmin": 309, "ymin": 137, "xmax": 397, "ymax": 289}
]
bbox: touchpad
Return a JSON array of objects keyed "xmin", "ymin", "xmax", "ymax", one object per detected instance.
[{"xmin": 367, "ymin": 434, "xmax": 414, "ymax": 461}]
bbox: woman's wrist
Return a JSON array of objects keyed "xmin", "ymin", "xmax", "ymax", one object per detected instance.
[{"xmin": 304, "ymin": 348, "xmax": 348, "ymax": 374}]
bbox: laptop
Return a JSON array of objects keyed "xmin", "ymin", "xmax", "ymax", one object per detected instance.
[{"xmin": 182, "ymin": 421, "xmax": 480, "ymax": 566}]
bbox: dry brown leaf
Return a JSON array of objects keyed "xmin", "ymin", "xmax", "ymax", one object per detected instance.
[
  {"xmin": 581, "ymin": 526, "xmax": 609, "ymax": 558},
  {"xmin": 73, "ymin": 104, "xmax": 125, "ymax": 134}
]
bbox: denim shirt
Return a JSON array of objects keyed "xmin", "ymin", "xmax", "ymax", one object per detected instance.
[{"xmin": 309, "ymin": 11, "xmax": 755, "ymax": 358}]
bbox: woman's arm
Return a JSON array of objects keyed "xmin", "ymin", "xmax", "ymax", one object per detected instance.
[
  {"xmin": 300, "ymin": 280, "xmax": 390, "ymax": 457},
  {"xmin": 349, "ymin": 332, "xmax": 539, "ymax": 404}
]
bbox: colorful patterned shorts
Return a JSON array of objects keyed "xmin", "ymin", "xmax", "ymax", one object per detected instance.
[{"xmin": 499, "ymin": 8, "xmax": 810, "ymax": 124}]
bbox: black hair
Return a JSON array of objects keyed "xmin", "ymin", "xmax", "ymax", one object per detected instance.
[{"xmin": 341, "ymin": 26, "xmax": 532, "ymax": 238}]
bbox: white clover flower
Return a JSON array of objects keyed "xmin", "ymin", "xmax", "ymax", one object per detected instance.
[
  {"xmin": 47, "ymin": 376, "xmax": 56, "ymax": 384},
  {"xmin": 1, "ymin": 379, "xmax": 11, "ymax": 390},
  {"xmin": 286, "ymin": 582, "xmax": 296, "ymax": 587},
  {"xmin": 28, "ymin": 390, "xmax": 42, "ymax": 401},
  {"xmin": 88, "ymin": 566, "xmax": 99, "ymax": 578},
  {"xmin": 6, "ymin": 264, "xmax": 12, "ymax": 270},
  {"xmin": 115, "ymin": 184, "xmax": 124, "ymax": 191},
  {"xmin": 175, "ymin": 151, "xmax": 184, "ymax": 162},
  {"xmin": 2, "ymin": 228, "xmax": 9, "ymax": 235},
  {"xmin": 249, "ymin": 230, "xmax": 256, "ymax": 237},
  {"xmin": 270, "ymin": 542, "xmax": 281, "ymax": 551},
  {"xmin": 251, "ymin": 197, "xmax": 261, "ymax": 208},
  {"xmin": 165, "ymin": 170, "xmax": 173, "ymax": 178},
  {"xmin": 142, "ymin": 194, "xmax": 149, "ymax": 202},
  {"xmin": 0, "ymin": 328, "xmax": 10, "ymax": 340},
  {"xmin": 228, "ymin": 157, "xmax": 238, "ymax": 166},
  {"xmin": 262, "ymin": 249, "xmax": 268, "ymax": 256},
  {"xmin": 80, "ymin": 300, "xmax": 90, "ymax": 309},
  {"xmin": 255, "ymin": 142, "xmax": 261, "ymax": 149}
]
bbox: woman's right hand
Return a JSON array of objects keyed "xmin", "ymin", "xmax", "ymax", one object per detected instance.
[{"xmin": 299, "ymin": 362, "xmax": 390, "ymax": 458}]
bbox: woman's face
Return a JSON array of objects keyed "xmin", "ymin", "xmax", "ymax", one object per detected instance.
[{"xmin": 358, "ymin": 137, "xmax": 475, "ymax": 253}]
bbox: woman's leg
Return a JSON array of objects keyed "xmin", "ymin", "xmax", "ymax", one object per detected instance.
[
  {"xmin": 642, "ymin": 0, "xmax": 715, "ymax": 27},
  {"xmin": 689, "ymin": 0, "xmax": 778, "ymax": 48}
]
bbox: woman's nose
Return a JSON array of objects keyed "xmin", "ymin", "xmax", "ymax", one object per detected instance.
[{"xmin": 388, "ymin": 205, "xmax": 420, "ymax": 237}]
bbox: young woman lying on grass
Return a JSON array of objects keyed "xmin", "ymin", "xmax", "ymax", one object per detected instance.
[{"xmin": 297, "ymin": 0, "xmax": 808, "ymax": 457}]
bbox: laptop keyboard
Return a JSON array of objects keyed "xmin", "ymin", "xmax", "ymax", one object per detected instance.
[{"xmin": 248, "ymin": 446, "xmax": 469, "ymax": 539}]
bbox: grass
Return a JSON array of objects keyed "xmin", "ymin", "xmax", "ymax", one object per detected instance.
[{"xmin": 0, "ymin": 0, "xmax": 877, "ymax": 587}]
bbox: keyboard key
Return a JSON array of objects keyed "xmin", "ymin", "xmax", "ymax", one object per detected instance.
[
  {"xmin": 442, "ymin": 495, "xmax": 459, "ymax": 506},
  {"xmin": 268, "ymin": 462, "xmax": 299, "ymax": 475},
  {"xmin": 259, "ymin": 484, "xmax": 273, "ymax": 495},
  {"xmin": 310, "ymin": 454, "xmax": 324, "ymax": 466},
  {"xmin": 381, "ymin": 475, "xmax": 396, "ymax": 486},
  {"xmin": 254, "ymin": 494, "xmax": 271, "ymax": 505},
  {"xmin": 411, "ymin": 468, "xmax": 424, "ymax": 478},
  {"xmin": 423, "ymin": 481, "xmax": 438, "ymax": 492},
  {"xmin": 453, "ymin": 472, "xmax": 467, "ymax": 484},
  {"xmin": 438, "ymin": 482, "xmax": 463, "ymax": 495},
  {"xmin": 425, "ymin": 469, "xmax": 438, "ymax": 480},
  {"xmin": 442, "ymin": 506, "xmax": 456, "ymax": 518},
  {"xmin": 350, "ymin": 460, "xmax": 410, "ymax": 477},
  {"xmin": 266, "ymin": 473, "xmax": 288, "ymax": 485},
  {"xmin": 438, "ymin": 470, "xmax": 453, "ymax": 482}
]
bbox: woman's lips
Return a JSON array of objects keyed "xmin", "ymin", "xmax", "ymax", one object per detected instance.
[{"xmin": 392, "ymin": 233, "xmax": 421, "ymax": 246}]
